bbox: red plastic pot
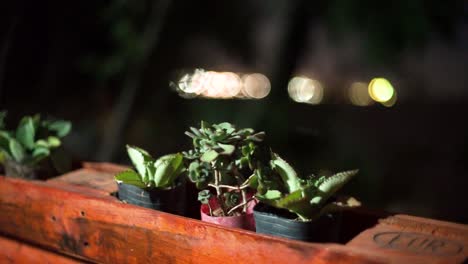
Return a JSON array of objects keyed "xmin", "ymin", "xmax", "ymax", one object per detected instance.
[{"xmin": 200, "ymin": 197, "xmax": 257, "ymax": 231}]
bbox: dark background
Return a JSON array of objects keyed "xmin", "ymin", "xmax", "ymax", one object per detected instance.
[{"xmin": 1, "ymin": 0, "xmax": 467, "ymax": 223}]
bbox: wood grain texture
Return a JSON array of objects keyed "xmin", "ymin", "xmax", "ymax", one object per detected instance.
[
  {"xmin": 0, "ymin": 174, "xmax": 385, "ymax": 264},
  {"xmin": 0, "ymin": 235, "xmax": 83, "ymax": 263},
  {"xmin": 348, "ymin": 215, "xmax": 468, "ymax": 264}
]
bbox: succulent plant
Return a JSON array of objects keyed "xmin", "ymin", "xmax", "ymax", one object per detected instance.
[
  {"xmin": 255, "ymin": 153, "xmax": 359, "ymax": 221},
  {"xmin": 115, "ymin": 145, "xmax": 185, "ymax": 189},
  {"xmin": 183, "ymin": 121, "xmax": 268, "ymax": 217},
  {"xmin": 0, "ymin": 111, "xmax": 71, "ymax": 169}
]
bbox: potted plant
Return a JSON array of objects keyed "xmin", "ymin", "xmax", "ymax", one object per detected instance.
[
  {"xmin": 115, "ymin": 145, "xmax": 187, "ymax": 215},
  {"xmin": 183, "ymin": 121, "xmax": 266, "ymax": 230},
  {"xmin": 0, "ymin": 111, "xmax": 72, "ymax": 179},
  {"xmin": 253, "ymin": 153, "xmax": 360, "ymax": 242}
]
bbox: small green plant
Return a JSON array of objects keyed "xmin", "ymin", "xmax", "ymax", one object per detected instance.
[
  {"xmin": 115, "ymin": 145, "xmax": 185, "ymax": 189},
  {"xmin": 255, "ymin": 153, "xmax": 359, "ymax": 221},
  {"xmin": 184, "ymin": 121, "xmax": 267, "ymax": 217},
  {"xmin": 0, "ymin": 111, "xmax": 71, "ymax": 171}
]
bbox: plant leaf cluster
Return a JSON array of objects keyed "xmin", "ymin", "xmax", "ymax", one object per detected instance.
[
  {"xmin": 115, "ymin": 145, "xmax": 185, "ymax": 189},
  {"xmin": 255, "ymin": 153, "xmax": 359, "ymax": 221},
  {"xmin": 0, "ymin": 111, "xmax": 71, "ymax": 166},
  {"xmin": 183, "ymin": 121, "xmax": 268, "ymax": 215}
]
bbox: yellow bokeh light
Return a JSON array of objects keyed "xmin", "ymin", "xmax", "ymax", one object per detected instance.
[
  {"xmin": 288, "ymin": 76, "xmax": 323, "ymax": 104},
  {"xmin": 242, "ymin": 73, "xmax": 271, "ymax": 99},
  {"xmin": 368, "ymin": 78, "xmax": 395, "ymax": 103},
  {"xmin": 349, "ymin": 82, "xmax": 373, "ymax": 106},
  {"xmin": 381, "ymin": 90, "xmax": 397, "ymax": 107}
]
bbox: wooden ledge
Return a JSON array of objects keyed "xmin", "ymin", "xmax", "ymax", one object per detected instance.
[{"xmin": 0, "ymin": 173, "xmax": 384, "ymax": 264}]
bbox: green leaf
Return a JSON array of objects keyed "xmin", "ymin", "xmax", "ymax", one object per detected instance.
[
  {"xmin": 0, "ymin": 131, "xmax": 11, "ymax": 155},
  {"xmin": 262, "ymin": 190, "xmax": 282, "ymax": 200},
  {"xmin": 115, "ymin": 170, "xmax": 146, "ymax": 188},
  {"xmin": 35, "ymin": 139, "xmax": 49, "ymax": 148},
  {"xmin": 16, "ymin": 117, "xmax": 35, "ymax": 150},
  {"xmin": 218, "ymin": 143, "xmax": 235, "ymax": 155},
  {"xmin": 32, "ymin": 147, "xmax": 50, "ymax": 163},
  {"xmin": 224, "ymin": 192, "xmax": 241, "ymax": 207},
  {"xmin": 271, "ymin": 153, "xmax": 301, "ymax": 193},
  {"xmin": 9, "ymin": 139, "xmax": 25, "ymax": 162},
  {"xmin": 47, "ymin": 136, "xmax": 61, "ymax": 148},
  {"xmin": 198, "ymin": 190, "xmax": 212, "ymax": 204},
  {"xmin": 48, "ymin": 120, "xmax": 72, "ymax": 137},
  {"xmin": 126, "ymin": 145, "xmax": 153, "ymax": 179},
  {"xmin": 153, "ymin": 153, "xmax": 184, "ymax": 187},
  {"xmin": 201, "ymin": 149, "xmax": 218, "ymax": 162},
  {"xmin": 310, "ymin": 170, "xmax": 359, "ymax": 206},
  {"xmin": 200, "ymin": 120, "xmax": 210, "ymax": 129}
]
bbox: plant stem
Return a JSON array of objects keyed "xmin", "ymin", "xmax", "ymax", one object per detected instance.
[
  {"xmin": 227, "ymin": 196, "xmax": 254, "ymax": 215},
  {"xmin": 208, "ymin": 184, "xmax": 250, "ymax": 190},
  {"xmin": 241, "ymin": 188, "xmax": 247, "ymax": 213},
  {"xmin": 212, "ymin": 164, "xmax": 227, "ymax": 216},
  {"xmin": 208, "ymin": 203, "xmax": 213, "ymax": 216}
]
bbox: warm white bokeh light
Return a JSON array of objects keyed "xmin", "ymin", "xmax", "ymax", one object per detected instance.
[
  {"xmin": 368, "ymin": 78, "xmax": 395, "ymax": 103},
  {"xmin": 175, "ymin": 69, "xmax": 269, "ymax": 99},
  {"xmin": 242, "ymin": 73, "xmax": 271, "ymax": 99},
  {"xmin": 288, "ymin": 76, "xmax": 323, "ymax": 104},
  {"xmin": 349, "ymin": 82, "xmax": 373, "ymax": 106}
]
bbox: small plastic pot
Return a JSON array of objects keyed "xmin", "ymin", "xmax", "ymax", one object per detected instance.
[
  {"xmin": 200, "ymin": 197, "xmax": 257, "ymax": 231},
  {"xmin": 117, "ymin": 180, "xmax": 186, "ymax": 216},
  {"xmin": 253, "ymin": 202, "xmax": 341, "ymax": 242},
  {"xmin": 3, "ymin": 158, "xmax": 58, "ymax": 180},
  {"xmin": 3, "ymin": 159, "xmax": 37, "ymax": 179}
]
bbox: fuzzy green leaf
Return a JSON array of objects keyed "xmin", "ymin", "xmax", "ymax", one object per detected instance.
[
  {"xmin": 115, "ymin": 170, "xmax": 146, "ymax": 188},
  {"xmin": 35, "ymin": 139, "xmax": 49, "ymax": 148},
  {"xmin": 271, "ymin": 153, "xmax": 301, "ymax": 193},
  {"xmin": 126, "ymin": 145, "xmax": 153, "ymax": 179},
  {"xmin": 201, "ymin": 149, "xmax": 218, "ymax": 162},
  {"xmin": 16, "ymin": 117, "xmax": 35, "ymax": 150},
  {"xmin": 9, "ymin": 139, "xmax": 25, "ymax": 162},
  {"xmin": 198, "ymin": 190, "xmax": 212, "ymax": 204},
  {"xmin": 310, "ymin": 170, "xmax": 359, "ymax": 206},
  {"xmin": 48, "ymin": 120, "xmax": 72, "ymax": 137},
  {"xmin": 218, "ymin": 143, "xmax": 235, "ymax": 155},
  {"xmin": 47, "ymin": 136, "xmax": 61, "ymax": 148},
  {"xmin": 153, "ymin": 153, "xmax": 184, "ymax": 187},
  {"xmin": 0, "ymin": 132, "xmax": 11, "ymax": 156},
  {"xmin": 32, "ymin": 147, "xmax": 50, "ymax": 163}
]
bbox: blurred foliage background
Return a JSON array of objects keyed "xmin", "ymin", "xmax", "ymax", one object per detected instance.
[{"xmin": 1, "ymin": 0, "xmax": 467, "ymax": 222}]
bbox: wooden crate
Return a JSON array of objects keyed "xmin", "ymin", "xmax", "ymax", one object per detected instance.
[{"xmin": 0, "ymin": 163, "xmax": 466, "ymax": 263}]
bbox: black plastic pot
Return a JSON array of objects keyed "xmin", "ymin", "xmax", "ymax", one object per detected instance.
[
  {"xmin": 3, "ymin": 158, "xmax": 57, "ymax": 180},
  {"xmin": 117, "ymin": 180, "xmax": 186, "ymax": 216},
  {"xmin": 253, "ymin": 203, "xmax": 341, "ymax": 242}
]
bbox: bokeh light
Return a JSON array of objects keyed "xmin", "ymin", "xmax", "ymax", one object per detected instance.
[
  {"xmin": 174, "ymin": 69, "xmax": 269, "ymax": 99},
  {"xmin": 349, "ymin": 82, "xmax": 374, "ymax": 106},
  {"xmin": 381, "ymin": 90, "xmax": 398, "ymax": 107},
  {"xmin": 368, "ymin": 78, "xmax": 395, "ymax": 103},
  {"xmin": 288, "ymin": 76, "xmax": 323, "ymax": 104},
  {"xmin": 241, "ymin": 73, "xmax": 271, "ymax": 99}
]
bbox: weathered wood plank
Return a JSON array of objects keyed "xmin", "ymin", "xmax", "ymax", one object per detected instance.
[
  {"xmin": 47, "ymin": 168, "xmax": 119, "ymax": 195},
  {"xmin": 347, "ymin": 215, "xmax": 468, "ymax": 264},
  {"xmin": 0, "ymin": 235, "xmax": 84, "ymax": 263},
  {"xmin": 0, "ymin": 175, "xmax": 384, "ymax": 264}
]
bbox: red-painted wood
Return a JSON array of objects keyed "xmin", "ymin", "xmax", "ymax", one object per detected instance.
[
  {"xmin": 0, "ymin": 236, "xmax": 83, "ymax": 263},
  {"xmin": 1, "ymin": 164, "xmax": 466, "ymax": 263},
  {"xmin": 0, "ymin": 174, "xmax": 384, "ymax": 264},
  {"xmin": 347, "ymin": 215, "xmax": 468, "ymax": 264}
]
